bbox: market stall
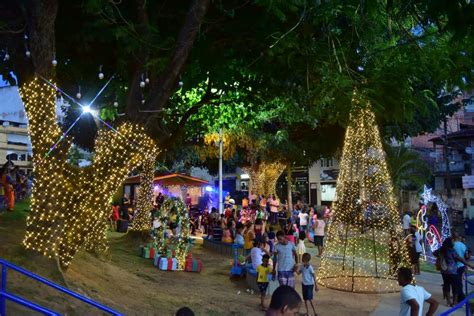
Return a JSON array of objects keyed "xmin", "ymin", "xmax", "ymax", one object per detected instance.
[{"xmin": 123, "ymin": 172, "xmax": 209, "ymax": 206}]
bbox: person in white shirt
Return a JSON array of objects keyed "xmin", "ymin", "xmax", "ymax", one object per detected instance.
[
  {"xmin": 398, "ymin": 267, "xmax": 438, "ymax": 316},
  {"xmin": 402, "ymin": 211, "xmax": 412, "ymax": 237},
  {"xmin": 313, "ymin": 213, "xmax": 326, "ymax": 257},
  {"xmin": 246, "ymin": 240, "xmax": 271, "ymax": 270},
  {"xmin": 411, "ymin": 226, "xmax": 423, "ymax": 275},
  {"xmin": 298, "ymin": 209, "xmax": 309, "ymax": 232}
]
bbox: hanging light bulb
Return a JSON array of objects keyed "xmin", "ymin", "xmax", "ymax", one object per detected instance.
[
  {"xmin": 145, "ymin": 78, "xmax": 150, "ymax": 84},
  {"xmin": 4, "ymin": 52, "xmax": 10, "ymax": 61},
  {"xmin": 141, "ymin": 99, "xmax": 145, "ymax": 105},
  {"xmin": 25, "ymin": 50, "xmax": 31, "ymax": 58},
  {"xmin": 98, "ymin": 65, "xmax": 104, "ymax": 80},
  {"xmin": 113, "ymin": 101, "xmax": 119, "ymax": 107},
  {"xmin": 178, "ymin": 81, "xmax": 183, "ymax": 87},
  {"xmin": 76, "ymin": 86, "xmax": 82, "ymax": 99},
  {"xmin": 140, "ymin": 81, "xmax": 146, "ymax": 88}
]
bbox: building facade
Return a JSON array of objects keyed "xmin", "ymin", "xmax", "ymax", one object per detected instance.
[
  {"xmin": 0, "ymin": 86, "xmax": 32, "ymax": 172},
  {"xmin": 308, "ymin": 158, "xmax": 339, "ymax": 206}
]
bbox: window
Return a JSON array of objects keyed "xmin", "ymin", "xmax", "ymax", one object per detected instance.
[
  {"xmin": 321, "ymin": 183, "xmax": 336, "ymax": 201},
  {"xmin": 320, "ymin": 158, "xmax": 333, "ymax": 168}
]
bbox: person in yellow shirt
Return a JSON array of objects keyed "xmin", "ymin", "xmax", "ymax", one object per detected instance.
[{"xmin": 257, "ymin": 255, "xmax": 272, "ymax": 311}]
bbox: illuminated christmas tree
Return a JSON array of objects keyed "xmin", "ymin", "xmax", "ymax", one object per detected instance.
[{"xmin": 318, "ymin": 93, "xmax": 410, "ymax": 293}]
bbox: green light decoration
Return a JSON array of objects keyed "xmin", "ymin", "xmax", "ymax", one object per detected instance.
[{"xmin": 154, "ymin": 197, "xmax": 191, "ymax": 270}]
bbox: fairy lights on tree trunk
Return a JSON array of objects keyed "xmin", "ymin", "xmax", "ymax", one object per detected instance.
[
  {"xmin": 20, "ymin": 78, "xmax": 158, "ymax": 268},
  {"xmin": 129, "ymin": 155, "xmax": 158, "ymax": 232},
  {"xmin": 318, "ymin": 93, "xmax": 410, "ymax": 293},
  {"xmin": 243, "ymin": 162, "xmax": 285, "ymax": 198}
]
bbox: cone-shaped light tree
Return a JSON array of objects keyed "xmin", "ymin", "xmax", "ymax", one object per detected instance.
[{"xmin": 318, "ymin": 93, "xmax": 410, "ymax": 293}]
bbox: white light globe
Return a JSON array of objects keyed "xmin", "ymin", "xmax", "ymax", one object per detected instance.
[{"xmin": 82, "ymin": 105, "xmax": 92, "ymax": 114}]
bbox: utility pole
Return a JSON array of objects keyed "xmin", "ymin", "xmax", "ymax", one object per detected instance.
[
  {"xmin": 444, "ymin": 118, "xmax": 452, "ymax": 198},
  {"xmin": 218, "ymin": 128, "xmax": 223, "ymax": 214}
]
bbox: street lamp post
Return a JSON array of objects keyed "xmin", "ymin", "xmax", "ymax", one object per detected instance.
[{"xmin": 219, "ymin": 128, "xmax": 223, "ymax": 214}]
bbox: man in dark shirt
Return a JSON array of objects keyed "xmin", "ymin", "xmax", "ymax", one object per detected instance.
[{"xmin": 155, "ymin": 192, "xmax": 165, "ymax": 209}]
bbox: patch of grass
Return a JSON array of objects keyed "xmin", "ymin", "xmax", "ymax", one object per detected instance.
[
  {"xmin": 0, "ymin": 198, "xmax": 31, "ymax": 223},
  {"xmin": 420, "ymin": 260, "xmax": 438, "ymax": 273}
]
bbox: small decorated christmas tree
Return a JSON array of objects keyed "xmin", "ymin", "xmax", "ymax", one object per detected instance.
[{"xmin": 318, "ymin": 93, "xmax": 410, "ymax": 293}]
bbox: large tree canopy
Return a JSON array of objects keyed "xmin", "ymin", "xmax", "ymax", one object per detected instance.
[{"xmin": 1, "ymin": 0, "xmax": 474, "ymax": 165}]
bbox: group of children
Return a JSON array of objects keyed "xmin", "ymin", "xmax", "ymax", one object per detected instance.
[{"xmin": 256, "ymin": 251, "xmax": 319, "ymax": 315}]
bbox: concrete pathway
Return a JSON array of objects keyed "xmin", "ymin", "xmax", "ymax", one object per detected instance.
[{"xmin": 372, "ymin": 271, "xmax": 464, "ymax": 315}]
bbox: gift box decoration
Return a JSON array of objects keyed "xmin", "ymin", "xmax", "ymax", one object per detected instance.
[
  {"xmin": 166, "ymin": 247, "xmax": 176, "ymax": 258},
  {"xmin": 149, "ymin": 247, "xmax": 156, "ymax": 259},
  {"xmin": 185, "ymin": 258, "xmax": 202, "ymax": 273},
  {"xmin": 141, "ymin": 246, "xmax": 158, "ymax": 259},
  {"xmin": 142, "ymin": 247, "xmax": 150, "ymax": 259},
  {"xmin": 159, "ymin": 257, "xmax": 177, "ymax": 271},
  {"xmin": 153, "ymin": 253, "xmax": 162, "ymax": 266}
]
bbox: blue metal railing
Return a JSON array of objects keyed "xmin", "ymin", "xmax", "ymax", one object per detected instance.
[
  {"xmin": 440, "ymin": 269, "xmax": 474, "ymax": 316},
  {"xmin": 439, "ymin": 292, "xmax": 473, "ymax": 316},
  {"xmin": 0, "ymin": 257, "xmax": 122, "ymax": 316}
]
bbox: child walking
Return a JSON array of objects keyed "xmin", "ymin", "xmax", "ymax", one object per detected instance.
[
  {"xmin": 297, "ymin": 231, "xmax": 306, "ymax": 263},
  {"xmin": 257, "ymin": 254, "xmax": 272, "ymax": 311},
  {"xmin": 298, "ymin": 253, "xmax": 318, "ymax": 316}
]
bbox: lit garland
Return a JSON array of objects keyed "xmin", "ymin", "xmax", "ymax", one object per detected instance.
[
  {"xmin": 318, "ymin": 94, "xmax": 410, "ymax": 293},
  {"xmin": 129, "ymin": 155, "xmax": 158, "ymax": 232},
  {"xmin": 243, "ymin": 162, "xmax": 285, "ymax": 198},
  {"xmin": 154, "ymin": 198, "xmax": 191, "ymax": 269},
  {"xmin": 20, "ymin": 78, "xmax": 158, "ymax": 267}
]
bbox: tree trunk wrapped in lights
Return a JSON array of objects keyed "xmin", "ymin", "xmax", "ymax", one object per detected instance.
[
  {"xmin": 129, "ymin": 155, "xmax": 157, "ymax": 232},
  {"xmin": 20, "ymin": 78, "xmax": 158, "ymax": 268},
  {"xmin": 244, "ymin": 162, "xmax": 285, "ymax": 198},
  {"xmin": 318, "ymin": 95, "xmax": 410, "ymax": 293}
]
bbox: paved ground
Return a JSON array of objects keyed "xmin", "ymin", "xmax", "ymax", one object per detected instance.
[{"xmin": 372, "ymin": 271, "xmax": 465, "ymax": 316}]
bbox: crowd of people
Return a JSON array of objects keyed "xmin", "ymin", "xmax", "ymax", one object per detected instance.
[
  {"xmin": 402, "ymin": 206, "xmax": 474, "ymax": 311},
  {"xmin": 0, "ymin": 164, "xmax": 30, "ymax": 211},
  {"xmin": 194, "ymin": 193, "xmax": 331, "ymax": 313},
  {"xmin": 199, "ymin": 193, "xmax": 331, "ymax": 254}
]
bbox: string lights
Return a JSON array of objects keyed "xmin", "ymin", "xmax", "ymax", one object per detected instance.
[
  {"xmin": 419, "ymin": 185, "xmax": 451, "ymax": 253},
  {"xmin": 20, "ymin": 78, "xmax": 158, "ymax": 267},
  {"xmin": 130, "ymin": 155, "xmax": 157, "ymax": 232},
  {"xmin": 318, "ymin": 93, "xmax": 410, "ymax": 293},
  {"xmin": 154, "ymin": 198, "xmax": 191, "ymax": 270},
  {"xmin": 243, "ymin": 162, "xmax": 285, "ymax": 198}
]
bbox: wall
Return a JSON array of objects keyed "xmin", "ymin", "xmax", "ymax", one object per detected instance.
[{"xmin": 308, "ymin": 158, "xmax": 339, "ymax": 206}]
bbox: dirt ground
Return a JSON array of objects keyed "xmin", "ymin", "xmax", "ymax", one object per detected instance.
[{"xmin": 0, "ymin": 205, "xmax": 381, "ymax": 315}]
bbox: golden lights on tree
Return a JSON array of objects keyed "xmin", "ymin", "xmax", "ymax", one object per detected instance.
[
  {"xmin": 20, "ymin": 78, "xmax": 158, "ymax": 267},
  {"xmin": 243, "ymin": 162, "xmax": 285, "ymax": 198},
  {"xmin": 318, "ymin": 94, "xmax": 410, "ymax": 293},
  {"xmin": 129, "ymin": 155, "xmax": 158, "ymax": 232}
]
